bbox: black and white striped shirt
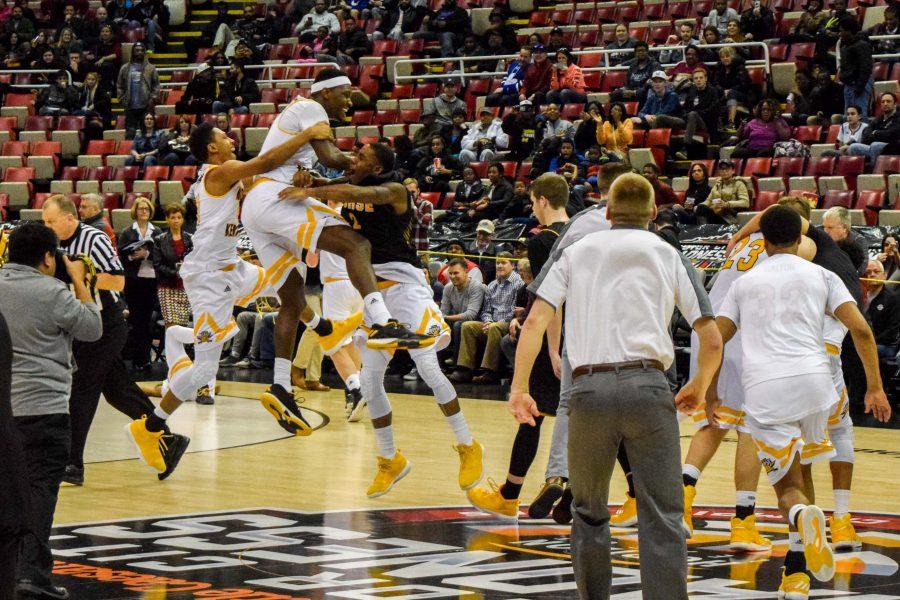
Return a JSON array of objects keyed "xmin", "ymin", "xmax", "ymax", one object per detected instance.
[{"xmin": 59, "ymin": 223, "xmax": 124, "ymax": 315}]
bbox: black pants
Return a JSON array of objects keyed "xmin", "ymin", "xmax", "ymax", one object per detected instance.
[
  {"xmin": 69, "ymin": 314, "xmax": 157, "ymax": 468},
  {"xmin": 13, "ymin": 414, "xmax": 69, "ymax": 587},
  {"xmin": 124, "ymin": 108, "xmax": 147, "ymax": 137},
  {"xmin": 124, "ymin": 276, "xmax": 157, "ymax": 367}
]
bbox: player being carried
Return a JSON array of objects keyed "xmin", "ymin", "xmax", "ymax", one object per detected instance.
[
  {"xmin": 279, "ymin": 142, "xmax": 484, "ymax": 498},
  {"xmin": 241, "ymin": 69, "xmax": 432, "ymax": 434}
]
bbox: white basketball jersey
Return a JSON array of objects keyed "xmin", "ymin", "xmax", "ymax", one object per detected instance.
[
  {"xmin": 258, "ymin": 98, "xmax": 329, "ymax": 184},
  {"xmin": 708, "ymin": 232, "xmax": 769, "ymax": 311},
  {"xmin": 180, "ymin": 164, "xmax": 242, "ymax": 275}
]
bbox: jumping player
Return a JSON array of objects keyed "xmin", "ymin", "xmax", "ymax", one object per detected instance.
[
  {"xmin": 241, "ymin": 69, "xmax": 431, "ymax": 430},
  {"xmin": 279, "ymin": 142, "xmax": 484, "ymax": 498}
]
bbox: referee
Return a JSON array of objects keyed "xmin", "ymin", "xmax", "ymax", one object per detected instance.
[
  {"xmin": 41, "ymin": 195, "xmax": 188, "ymax": 484},
  {"xmin": 510, "ymin": 173, "xmax": 723, "ymax": 599}
]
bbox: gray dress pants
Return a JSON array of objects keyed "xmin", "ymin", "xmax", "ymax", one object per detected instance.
[{"xmin": 568, "ymin": 366, "xmax": 687, "ymax": 600}]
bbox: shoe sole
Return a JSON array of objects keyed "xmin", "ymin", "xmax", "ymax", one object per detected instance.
[
  {"xmin": 778, "ymin": 587, "xmax": 810, "ymax": 600},
  {"xmin": 730, "ymin": 541, "xmax": 772, "ymax": 552},
  {"xmin": 610, "ymin": 515, "xmax": 638, "ymax": 527},
  {"xmin": 158, "ymin": 435, "xmax": 191, "ymax": 481},
  {"xmin": 123, "ymin": 423, "xmax": 166, "ymax": 472},
  {"xmin": 15, "ymin": 582, "xmax": 69, "ymax": 599},
  {"xmin": 366, "ymin": 336, "xmax": 436, "ymax": 350},
  {"xmin": 320, "ymin": 313, "xmax": 364, "ymax": 353},
  {"xmin": 367, "ymin": 460, "xmax": 411, "ymax": 498},
  {"xmin": 799, "ymin": 505, "xmax": 835, "ymax": 582},
  {"xmin": 459, "ymin": 443, "xmax": 485, "ymax": 491},
  {"xmin": 469, "ymin": 502, "xmax": 519, "ymax": 522},
  {"xmin": 347, "ymin": 397, "xmax": 368, "ymax": 423},
  {"xmin": 527, "ymin": 484, "xmax": 564, "ymax": 519},
  {"xmin": 832, "ymin": 539, "xmax": 863, "ymax": 551},
  {"xmin": 259, "ymin": 393, "xmax": 312, "ymax": 437}
]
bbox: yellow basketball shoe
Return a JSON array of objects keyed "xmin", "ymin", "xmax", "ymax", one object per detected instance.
[
  {"xmin": 125, "ymin": 417, "xmax": 166, "ymax": 472},
  {"xmin": 610, "ymin": 495, "xmax": 638, "ymax": 527},
  {"xmin": 829, "ymin": 513, "xmax": 863, "ymax": 550},
  {"xmin": 467, "ymin": 479, "xmax": 520, "ymax": 521},
  {"xmin": 798, "ymin": 505, "xmax": 836, "ymax": 582},
  {"xmin": 730, "ymin": 515, "xmax": 773, "ymax": 552},
  {"xmin": 319, "ymin": 311, "xmax": 363, "ymax": 354},
  {"xmin": 455, "ymin": 440, "xmax": 484, "ymax": 490},
  {"xmin": 259, "ymin": 384, "xmax": 312, "ymax": 436},
  {"xmin": 778, "ymin": 570, "xmax": 810, "ymax": 600},
  {"xmin": 366, "ymin": 451, "xmax": 411, "ymax": 498},
  {"xmin": 683, "ymin": 485, "xmax": 697, "ymax": 537}
]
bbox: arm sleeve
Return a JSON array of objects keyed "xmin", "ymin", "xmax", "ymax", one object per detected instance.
[
  {"xmin": 674, "ymin": 251, "xmax": 714, "ymax": 325},
  {"xmin": 824, "ymin": 270, "xmax": 856, "ymax": 317},
  {"xmin": 151, "ymin": 238, "xmax": 177, "ymax": 280},
  {"xmin": 535, "ymin": 249, "xmax": 570, "ymax": 310},
  {"xmin": 460, "ymin": 126, "xmax": 479, "ymax": 151},
  {"xmin": 493, "ymin": 123, "xmax": 509, "ymax": 149},
  {"xmin": 51, "ymin": 285, "xmax": 103, "ymax": 342},
  {"xmin": 463, "ymin": 284, "xmax": 485, "ymax": 321},
  {"xmin": 91, "ymin": 232, "xmax": 124, "ymax": 274}
]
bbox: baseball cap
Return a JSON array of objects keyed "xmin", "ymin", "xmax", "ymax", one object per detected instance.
[
  {"xmin": 476, "ymin": 219, "xmax": 495, "ymax": 234},
  {"xmin": 550, "ymin": 27, "xmax": 563, "ymax": 35},
  {"xmin": 650, "ymin": 70, "xmax": 668, "ymax": 80},
  {"xmin": 718, "ymin": 159, "xmax": 735, "ymax": 168},
  {"xmin": 195, "ymin": 62, "xmax": 211, "ymax": 74},
  {"xmin": 532, "ymin": 43, "xmax": 546, "ymax": 53},
  {"xmin": 519, "ymin": 99, "xmax": 533, "ymax": 109},
  {"xmin": 479, "ymin": 107, "xmax": 494, "ymax": 115}
]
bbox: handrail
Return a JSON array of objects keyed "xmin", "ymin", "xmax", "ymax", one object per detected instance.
[
  {"xmin": 0, "ymin": 68, "xmax": 73, "ymax": 89},
  {"xmin": 391, "ymin": 42, "xmax": 771, "ymax": 84},
  {"xmin": 155, "ymin": 61, "xmax": 340, "ymax": 89}
]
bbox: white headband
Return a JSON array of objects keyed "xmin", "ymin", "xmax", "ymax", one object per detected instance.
[{"xmin": 310, "ymin": 76, "xmax": 352, "ymax": 94}]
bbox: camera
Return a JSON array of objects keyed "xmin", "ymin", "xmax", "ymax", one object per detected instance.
[{"xmin": 53, "ymin": 249, "xmax": 96, "ymax": 284}]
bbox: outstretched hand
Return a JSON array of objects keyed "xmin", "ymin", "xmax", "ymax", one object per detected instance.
[
  {"xmin": 509, "ymin": 391, "xmax": 540, "ymax": 426},
  {"xmin": 865, "ymin": 389, "xmax": 892, "ymax": 422}
]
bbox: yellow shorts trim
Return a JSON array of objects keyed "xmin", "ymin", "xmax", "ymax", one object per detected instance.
[
  {"xmin": 167, "ymin": 356, "xmax": 192, "ymax": 380},
  {"xmin": 825, "ymin": 343, "xmax": 840, "ymax": 356}
]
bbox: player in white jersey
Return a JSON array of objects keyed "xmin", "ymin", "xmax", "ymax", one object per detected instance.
[
  {"xmin": 714, "ymin": 206, "xmax": 890, "ymax": 599},
  {"xmin": 124, "ymin": 121, "xmax": 359, "ymax": 469},
  {"xmin": 240, "ymin": 69, "xmax": 431, "ymax": 424}
]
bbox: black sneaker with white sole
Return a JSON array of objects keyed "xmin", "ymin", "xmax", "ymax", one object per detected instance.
[
  {"xmin": 366, "ymin": 319, "xmax": 434, "ymax": 350},
  {"xmin": 259, "ymin": 384, "xmax": 312, "ymax": 436},
  {"xmin": 16, "ymin": 580, "xmax": 69, "ymax": 599},
  {"xmin": 158, "ymin": 433, "xmax": 190, "ymax": 481},
  {"xmin": 345, "ymin": 388, "xmax": 367, "ymax": 422},
  {"xmin": 219, "ymin": 355, "xmax": 241, "ymax": 367}
]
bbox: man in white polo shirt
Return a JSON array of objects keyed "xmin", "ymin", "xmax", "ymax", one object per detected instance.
[{"xmin": 511, "ymin": 172, "xmax": 724, "ymax": 599}]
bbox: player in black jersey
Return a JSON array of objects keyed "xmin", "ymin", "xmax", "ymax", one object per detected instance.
[{"xmin": 279, "ymin": 143, "xmax": 485, "ymax": 499}]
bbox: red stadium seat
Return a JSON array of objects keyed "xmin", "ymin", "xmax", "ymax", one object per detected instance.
[
  {"xmin": 646, "ymin": 128, "xmax": 672, "ymax": 150},
  {"xmin": 825, "ymin": 124, "xmax": 841, "ymax": 144},
  {"xmin": 755, "ymin": 190, "xmax": 781, "ymax": 210},
  {"xmin": 24, "ymin": 116, "xmax": 53, "ymax": 132},
  {"xmin": 391, "ymin": 84, "xmax": 414, "ymax": 99},
  {"xmin": 874, "ymin": 155, "xmax": 900, "ymax": 175},
  {"xmin": 116, "ymin": 140, "xmax": 133, "ymax": 155},
  {"xmin": 773, "ymin": 156, "xmax": 806, "ymax": 178},
  {"xmin": 618, "ymin": 4, "xmax": 640, "ymax": 21},
  {"xmin": 351, "ymin": 110, "xmax": 374, "ymax": 125},
  {"xmin": 372, "ymin": 109, "xmax": 399, "ymax": 126},
  {"xmin": 61, "ymin": 166, "xmax": 86, "ymax": 181},
  {"xmin": 56, "ymin": 116, "xmax": 85, "ymax": 131},
  {"xmin": 86, "ymin": 140, "xmax": 117, "ymax": 157},
  {"xmin": 793, "ymin": 125, "xmax": 822, "ymax": 143},
  {"xmin": 601, "ymin": 71, "xmax": 626, "ymax": 92},
  {"xmin": 85, "ymin": 166, "xmax": 112, "ymax": 182},
  {"xmin": 413, "ymin": 83, "xmax": 438, "ymax": 99},
  {"xmin": 469, "ymin": 162, "xmax": 489, "ymax": 179},
  {"xmin": 805, "ymin": 156, "xmax": 835, "ymax": 176},
  {"xmin": 499, "ymin": 162, "xmax": 517, "ymax": 178},
  {"xmin": 5, "ymin": 167, "xmax": 35, "ymax": 181},
  {"xmin": 399, "ymin": 109, "xmax": 421, "ymax": 124},
  {"xmin": 551, "ymin": 9, "xmax": 572, "ymax": 24},
  {"xmin": 102, "ymin": 192, "xmax": 121, "ymax": 212},
  {"xmin": 2, "ymin": 141, "xmax": 29, "ymax": 156},
  {"xmin": 517, "ymin": 162, "xmax": 532, "ymax": 181},
  {"xmin": 823, "ymin": 189, "xmax": 854, "ymax": 208},
  {"xmin": 143, "ymin": 166, "xmax": 170, "ymax": 181},
  {"xmin": 788, "ymin": 43, "xmax": 816, "ymax": 62},
  {"xmin": 835, "ymin": 155, "xmax": 865, "ymax": 189},
  {"xmin": 335, "ymin": 137, "xmax": 356, "ymax": 151},
  {"xmin": 857, "ymin": 189, "xmax": 885, "ymax": 225},
  {"xmin": 255, "ymin": 113, "xmax": 277, "ymax": 128},
  {"xmin": 742, "ymin": 157, "xmax": 772, "ymax": 178},
  {"xmin": 230, "ymin": 113, "xmax": 254, "ymax": 130}
]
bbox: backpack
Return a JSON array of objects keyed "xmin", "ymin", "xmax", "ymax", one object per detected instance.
[{"xmin": 773, "ymin": 138, "xmax": 811, "ymax": 158}]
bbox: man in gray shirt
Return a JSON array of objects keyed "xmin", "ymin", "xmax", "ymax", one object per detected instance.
[
  {"xmin": 440, "ymin": 258, "xmax": 486, "ymax": 363},
  {"xmin": 0, "ymin": 222, "xmax": 102, "ymax": 600}
]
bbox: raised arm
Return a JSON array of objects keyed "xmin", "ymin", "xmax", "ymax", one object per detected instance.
[
  {"xmin": 279, "ymin": 181, "xmax": 408, "ymax": 213},
  {"xmin": 727, "ymin": 204, "xmax": 811, "ymax": 254},
  {"xmin": 310, "ymin": 138, "xmax": 353, "ymax": 171}
]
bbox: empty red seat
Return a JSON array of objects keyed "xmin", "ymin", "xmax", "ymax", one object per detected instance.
[
  {"xmin": 793, "ymin": 125, "xmax": 822, "ymax": 143},
  {"xmin": 85, "ymin": 166, "xmax": 112, "ymax": 182},
  {"xmin": 86, "ymin": 140, "xmax": 117, "ymax": 156},
  {"xmin": 24, "ymin": 116, "xmax": 53, "ymax": 132},
  {"xmin": 351, "ymin": 110, "xmax": 374, "ymax": 125},
  {"xmin": 61, "ymin": 166, "xmax": 86, "ymax": 180},
  {"xmin": 2, "ymin": 141, "xmax": 28, "ymax": 156},
  {"xmin": 823, "ymin": 189, "xmax": 854, "ymax": 208},
  {"xmin": 773, "ymin": 156, "xmax": 805, "ymax": 178},
  {"xmin": 171, "ymin": 166, "xmax": 197, "ymax": 190},
  {"xmin": 469, "ymin": 162, "xmax": 489, "ymax": 179},
  {"xmin": 399, "ymin": 109, "xmax": 421, "ymax": 124},
  {"xmin": 56, "ymin": 116, "xmax": 85, "ymax": 131},
  {"xmin": 142, "ymin": 166, "xmax": 170, "ymax": 181},
  {"xmin": 755, "ymin": 190, "xmax": 782, "ymax": 210},
  {"xmin": 874, "ymin": 155, "xmax": 900, "ymax": 175},
  {"xmin": 230, "ymin": 113, "xmax": 253, "ymax": 130},
  {"xmin": 600, "ymin": 71, "xmax": 626, "ymax": 92},
  {"xmin": 857, "ymin": 189, "xmax": 885, "ymax": 225},
  {"xmin": 101, "ymin": 192, "xmax": 121, "ymax": 212},
  {"xmin": 742, "ymin": 157, "xmax": 772, "ymax": 178},
  {"xmin": 372, "ymin": 110, "xmax": 399, "ymax": 126},
  {"xmin": 805, "ymin": 156, "xmax": 835, "ymax": 176},
  {"xmin": 5, "ymin": 166, "xmax": 35, "ymax": 181},
  {"xmin": 255, "ymin": 113, "xmax": 277, "ymax": 128}
]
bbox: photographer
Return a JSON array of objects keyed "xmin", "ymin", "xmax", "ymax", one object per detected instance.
[
  {"xmin": 41, "ymin": 195, "xmax": 185, "ymax": 486},
  {"xmin": 0, "ymin": 222, "xmax": 102, "ymax": 600}
]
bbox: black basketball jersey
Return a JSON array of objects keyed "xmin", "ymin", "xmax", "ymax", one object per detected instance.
[{"xmin": 340, "ymin": 171, "xmax": 421, "ymax": 267}]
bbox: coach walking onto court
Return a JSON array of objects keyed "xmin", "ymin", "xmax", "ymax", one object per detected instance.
[{"xmin": 509, "ymin": 172, "xmax": 723, "ymax": 599}]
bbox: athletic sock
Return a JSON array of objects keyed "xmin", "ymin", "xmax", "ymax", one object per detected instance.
[
  {"xmin": 364, "ymin": 292, "xmax": 392, "ymax": 327},
  {"xmin": 625, "ymin": 472, "xmax": 636, "ymax": 499},
  {"xmin": 833, "ymin": 489, "xmax": 850, "ymax": 518},
  {"xmin": 346, "ymin": 372, "xmax": 361, "ymax": 391},
  {"xmin": 785, "ymin": 532, "xmax": 806, "ymax": 575},
  {"xmin": 146, "ymin": 406, "xmax": 169, "ymax": 432},
  {"xmin": 500, "ymin": 480, "xmax": 522, "ymax": 500},
  {"xmin": 273, "ymin": 358, "xmax": 292, "ymax": 390},
  {"xmin": 302, "ymin": 312, "xmax": 333, "ymax": 336},
  {"xmin": 788, "ymin": 504, "xmax": 806, "ymax": 528},
  {"xmin": 445, "ymin": 411, "xmax": 473, "ymax": 445},
  {"xmin": 682, "ymin": 464, "xmax": 701, "ymax": 488},
  {"xmin": 735, "ymin": 490, "xmax": 757, "ymax": 520},
  {"xmin": 374, "ymin": 425, "xmax": 396, "ymax": 459}
]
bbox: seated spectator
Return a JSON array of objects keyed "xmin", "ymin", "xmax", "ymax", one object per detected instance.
[
  {"xmin": 699, "ymin": 26, "xmax": 723, "ymax": 61},
  {"xmin": 450, "ymin": 252, "xmax": 523, "ymax": 383},
  {"xmin": 502, "ymin": 100, "xmax": 540, "ymax": 160},
  {"xmin": 877, "ymin": 234, "xmax": 900, "ymax": 282},
  {"xmin": 548, "ymin": 139, "xmax": 584, "ymax": 181},
  {"xmin": 66, "ymin": 50, "xmax": 86, "ymax": 84},
  {"xmin": 519, "ymin": 44, "xmax": 552, "ymax": 105},
  {"xmin": 785, "ymin": 69, "xmax": 816, "ymax": 125},
  {"xmin": 158, "ymin": 116, "xmax": 197, "ymax": 166},
  {"xmin": 697, "ymin": 159, "xmax": 750, "ymax": 223},
  {"xmin": 78, "ymin": 193, "xmax": 115, "ymax": 241},
  {"xmin": 374, "ymin": 0, "xmax": 427, "ymax": 42},
  {"xmin": 457, "ymin": 33, "xmax": 490, "ymax": 74},
  {"xmin": 86, "ymin": 25, "xmax": 120, "ymax": 91},
  {"xmin": 175, "ymin": 62, "xmax": 219, "ymax": 118},
  {"xmin": 152, "ymin": 204, "xmax": 193, "ymax": 329},
  {"xmin": 741, "ymin": 0, "xmax": 775, "ymax": 40},
  {"xmin": 642, "ymin": 163, "xmax": 679, "ymax": 209},
  {"xmin": 660, "ymin": 22, "xmax": 700, "ymax": 64},
  {"xmin": 830, "ymin": 104, "xmax": 868, "ymax": 155},
  {"xmin": 865, "ymin": 5, "xmax": 898, "ymax": 64},
  {"xmin": 668, "ymin": 45, "xmax": 707, "ymax": 93},
  {"xmin": 485, "ymin": 46, "xmax": 532, "ymax": 107},
  {"xmin": 605, "ymin": 24, "xmax": 638, "ymax": 66},
  {"xmin": 36, "ymin": 69, "xmax": 77, "ymax": 115},
  {"xmin": 573, "ymin": 101, "xmax": 603, "ymax": 153},
  {"xmin": 676, "ymin": 68, "xmax": 723, "ymax": 154},
  {"xmin": 823, "ymin": 205, "xmax": 868, "ymax": 273},
  {"xmin": 123, "ymin": 0, "xmax": 168, "ymax": 53},
  {"xmin": 863, "ymin": 259, "xmax": 900, "ymax": 358},
  {"xmin": 481, "ymin": 10, "xmax": 518, "ymax": 53},
  {"xmin": 465, "ymin": 163, "xmax": 514, "ymax": 221},
  {"xmin": 539, "ymin": 103, "xmax": 575, "ymax": 140},
  {"xmin": 610, "ymin": 41, "xmax": 659, "ymax": 104},
  {"xmin": 704, "ymin": 0, "xmax": 740, "ymax": 37},
  {"xmin": 335, "ymin": 16, "xmax": 372, "ymax": 64},
  {"xmin": 500, "ymin": 180, "xmax": 534, "ymax": 222},
  {"xmin": 731, "ymin": 98, "xmax": 792, "ymax": 157},
  {"xmin": 415, "ymin": 135, "xmax": 459, "ymax": 193},
  {"xmin": 594, "ymin": 101, "xmax": 633, "ymax": 161},
  {"xmin": 724, "ymin": 18, "xmax": 754, "ymax": 57},
  {"xmin": 468, "ymin": 220, "xmax": 499, "ymax": 282},
  {"xmin": 546, "ymin": 48, "xmax": 586, "ymax": 106},
  {"xmin": 673, "ymin": 162, "xmax": 713, "ymax": 222},
  {"xmin": 848, "ymin": 92, "xmax": 899, "ymax": 164},
  {"xmin": 712, "ymin": 46, "xmax": 755, "ymax": 130},
  {"xmin": 125, "ymin": 112, "xmax": 162, "ymax": 167},
  {"xmin": 838, "ymin": 17, "xmax": 874, "ymax": 117},
  {"xmin": 32, "ymin": 47, "xmax": 64, "ymax": 72},
  {"xmin": 295, "ymin": 0, "xmax": 340, "ymax": 40},
  {"xmin": 633, "ymin": 71, "xmax": 682, "ymax": 129},
  {"xmin": 453, "ymin": 166, "xmax": 486, "ymax": 208},
  {"xmin": 460, "ymin": 108, "xmax": 509, "ymax": 164},
  {"xmin": 1, "ymin": 5, "xmax": 35, "ymax": 41},
  {"xmin": 439, "ymin": 257, "xmax": 487, "ymax": 363},
  {"xmin": 53, "ymin": 27, "xmax": 83, "ymax": 62},
  {"xmin": 405, "ymin": 178, "xmax": 433, "ymax": 251},
  {"xmin": 436, "ymin": 240, "xmax": 485, "ymax": 285},
  {"xmin": 807, "ymin": 65, "xmax": 844, "ymax": 124},
  {"xmin": 215, "ymin": 112, "xmax": 239, "ymax": 145},
  {"xmin": 410, "ymin": 104, "xmax": 445, "ymax": 156},
  {"xmin": 232, "ymin": 5, "xmax": 263, "ymax": 47},
  {"xmin": 785, "ymin": 0, "xmax": 827, "ymax": 42},
  {"xmin": 414, "ymin": 0, "xmax": 471, "ymax": 58},
  {"xmin": 443, "ymin": 108, "xmax": 469, "ymax": 158},
  {"xmin": 73, "ymin": 70, "xmax": 112, "ymax": 140},
  {"xmin": 432, "ymin": 81, "xmax": 467, "ymax": 127},
  {"xmin": 213, "ymin": 59, "xmax": 259, "ymax": 114}
]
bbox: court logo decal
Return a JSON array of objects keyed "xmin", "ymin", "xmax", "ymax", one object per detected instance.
[{"xmin": 51, "ymin": 506, "xmax": 900, "ymax": 599}]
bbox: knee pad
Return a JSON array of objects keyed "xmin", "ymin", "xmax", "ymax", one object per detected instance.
[
  {"xmin": 829, "ymin": 419, "xmax": 855, "ymax": 464},
  {"xmin": 411, "ymin": 348, "xmax": 456, "ymax": 405},
  {"xmin": 361, "ymin": 347, "xmax": 391, "ymax": 420},
  {"xmin": 168, "ymin": 350, "xmax": 219, "ymax": 402},
  {"xmin": 164, "ymin": 325, "xmax": 193, "ymax": 365}
]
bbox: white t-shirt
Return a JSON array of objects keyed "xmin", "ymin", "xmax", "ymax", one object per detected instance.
[
  {"xmin": 258, "ymin": 98, "xmax": 329, "ymax": 184},
  {"xmin": 717, "ymin": 253, "xmax": 855, "ymax": 422},
  {"xmin": 537, "ymin": 226, "xmax": 713, "ymax": 370}
]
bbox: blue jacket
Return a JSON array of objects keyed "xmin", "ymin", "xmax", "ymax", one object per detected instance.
[
  {"xmin": 639, "ymin": 89, "xmax": 680, "ymax": 118},
  {"xmin": 500, "ymin": 60, "xmax": 529, "ymax": 94}
]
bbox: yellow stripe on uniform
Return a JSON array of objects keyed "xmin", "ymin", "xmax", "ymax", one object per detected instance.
[
  {"xmin": 828, "ymin": 390, "xmax": 848, "ymax": 426},
  {"xmin": 167, "ymin": 356, "xmax": 192, "ymax": 380},
  {"xmin": 234, "ymin": 265, "xmax": 266, "ymax": 308},
  {"xmin": 825, "ymin": 343, "xmax": 840, "ymax": 356}
]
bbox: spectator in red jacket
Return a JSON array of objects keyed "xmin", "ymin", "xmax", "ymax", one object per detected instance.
[
  {"xmin": 546, "ymin": 48, "xmax": 586, "ymax": 106},
  {"xmin": 642, "ymin": 163, "xmax": 679, "ymax": 209},
  {"xmin": 520, "ymin": 44, "xmax": 552, "ymax": 105}
]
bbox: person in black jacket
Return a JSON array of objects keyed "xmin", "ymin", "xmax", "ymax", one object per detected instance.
[
  {"xmin": 212, "ymin": 59, "xmax": 259, "ymax": 115},
  {"xmin": 335, "ymin": 16, "xmax": 372, "ymax": 64},
  {"xmin": 414, "ymin": 0, "xmax": 471, "ymax": 57},
  {"xmin": 712, "ymin": 46, "xmax": 755, "ymax": 130},
  {"xmin": 73, "ymin": 70, "xmax": 112, "ymax": 141},
  {"xmin": 415, "ymin": 135, "xmax": 460, "ymax": 193},
  {"xmin": 849, "ymin": 92, "xmax": 900, "ymax": 164},
  {"xmin": 175, "ymin": 62, "xmax": 219, "ymax": 119},
  {"xmin": 677, "ymin": 69, "xmax": 723, "ymax": 154},
  {"xmin": 375, "ymin": 0, "xmax": 427, "ymax": 41},
  {"xmin": 864, "ymin": 259, "xmax": 900, "ymax": 358},
  {"xmin": 36, "ymin": 69, "xmax": 78, "ymax": 116},
  {"xmin": 466, "ymin": 220, "xmax": 499, "ymax": 283},
  {"xmin": 152, "ymin": 204, "xmax": 193, "ymax": 329},
  {"xmin": 739, "ymin": 0, "xmax": 775, "ymax": 41},
  {"xmin": 465, "ymin": 162, "xmax": 514, "ymax": 221},
  {"xmin": 838, "ymin": 17, "xmax": 874, "ymax": 117},
  {"xmin": 117, "ymin": 197, "xmax": 158, "ymax": 370}
]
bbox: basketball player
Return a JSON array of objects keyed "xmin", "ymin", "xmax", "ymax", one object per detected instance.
[
  {"xmin": 125, "ymin": 121, "xmax": 361, "ymax": 470},
  {"xmin": 241, "ymin": 69, "xmax": 431, "ymax": 428},
  {"xmin": 279, "ymin": 142, "xmax": 484, "ymax": 498},
  {"xmin": 714, "ymin": 206, "xmax": 890, "ymax": 599}
]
